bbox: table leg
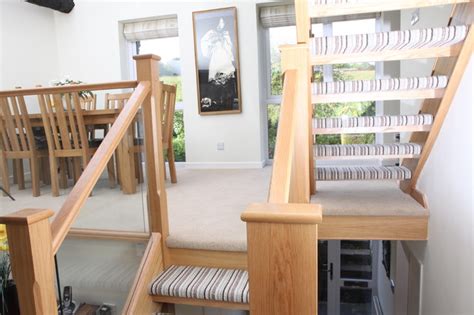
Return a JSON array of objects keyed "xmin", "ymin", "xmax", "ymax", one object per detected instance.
[{"xmin": 117, "ymin": 128, "xmax": 136, "ymax": 194}]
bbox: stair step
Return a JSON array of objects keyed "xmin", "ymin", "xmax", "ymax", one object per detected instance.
[
  {"xmin": 310, "ymin": 0, "xmax": 470, "ymax": 18},
  {"xmin": 341, "ymin": 249, "xmax": 371, "ymax": 256},
  {"xmin": 314, "ymin": 143, "xmax": 422, "ymax": 160},
  {"xmin": 315, "ymin": 166, "xmax": 411, "ymax": 181},
  {"xmin": 312, "ymin": 76, "xmax": 447, "ymax": 103},
  {"xmin": 150, "ymin": 265, "xmax": 249, "ymax": 306},
  {"xmin": 310, "ymin": 25, "xmax": 467, "ymax": 65},
  {"xmin": 313, "ymin": 114, "xmax": 433, "ymax": 135}
]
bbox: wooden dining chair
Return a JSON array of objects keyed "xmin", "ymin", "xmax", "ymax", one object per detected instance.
[
  {"xmin": 80, "ymin": 94, "xmax": 97, "ymax": 110},
  {"xmin": 0, "ymin": 94, "xmax": 48, "ymax": 197},
  {"xmin": 160, "ymin": 82, "xmax": 178, "ymax": 184},
  {"xmin": 37, "ymin": 92, "xmax": 115, "ymax": 196},
  {"xmin": 80, "ymin": 94, "xmax": 98, "ymax": 140}
]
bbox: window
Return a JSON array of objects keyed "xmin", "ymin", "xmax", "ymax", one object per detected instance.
[
  {"xmin": 135, "ymin": 37, "xmax": 186, "ymax": 161},
  {"xmin": 137, "ymin": 37, "xmax": 183, "ymax": 104},
  {"xmin": 265, "ymin": 18, "xmax": 377, "ymax": 159}
]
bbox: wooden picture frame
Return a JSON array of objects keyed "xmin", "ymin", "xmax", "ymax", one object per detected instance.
[{"xmin": 192, "ymin": 7, "xmax": 242, "ymax": 115}]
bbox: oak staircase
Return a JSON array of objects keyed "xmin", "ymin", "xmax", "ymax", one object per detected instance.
[{"xmin": 0, "ymin": 1, "xmax": 472, "ymax": 314}]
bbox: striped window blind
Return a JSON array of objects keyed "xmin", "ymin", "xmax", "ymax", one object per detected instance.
[
  {"xmin": 123, "ymin": 16, "xmax": 178, "ymax": 41},
  {"xmin": 260, "ymin": 4, "xmax": 296, "ymax": 28}
]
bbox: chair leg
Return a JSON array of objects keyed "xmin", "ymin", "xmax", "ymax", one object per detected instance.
[
  {"xmin": 0, "ymin": 153, "xmax": 10, "ymax": 196},
  {"xmin": 107, "ymin": 155, "xmax": 117, "ymax": 189},
  {"xmin": 30, "ymin": 157, "xmax": 40, "ymax": 197},
  {"xmin": 167, "ymin": 141, "xmax": 177, "ymax": 184},
  {"xmin": 49, "ymin": 155, "xmax": 59, "ymax": 197},
  {"xmin": 135, "ymin": 152, "xmax": 144, "ymax": 184},
  {"xmin": 73, "ymin": 158, "xmax": 82, "ymax": 183},
  {"xmin": 15, "ymin": 159, "xmax": 25, "ymax": 190},
  {"xmin": 59, "ymin": 158, "xmax": 68, "ymax": 189},
  {"xmin": 40, "ymin": 157, "xmax": 51, "ymax": 185}
]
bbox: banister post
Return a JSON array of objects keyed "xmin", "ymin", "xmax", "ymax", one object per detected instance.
[
  {"xmin": 133, "ymin": 55, "xmax": 170, "ymax": 241},
  {"xmin": 281, "ymin": 44, "xmax": 314, "ymax": 198},
  {"xmin": 0, "ymin": 209, "xmax": 57, "ymax": 315},
  {"xmin": 241, "ymin": 203, "xmax": 322, "ymax": 314}
]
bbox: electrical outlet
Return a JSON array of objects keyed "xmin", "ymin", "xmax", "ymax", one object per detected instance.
[{"xmin": 217, "ymin": 142, "xmax": 225, "ymax": 151}]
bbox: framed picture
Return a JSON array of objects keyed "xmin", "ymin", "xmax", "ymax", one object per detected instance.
[{"xmin": 192, "ymin": 7, "xmax": 241, "ymax": 115}]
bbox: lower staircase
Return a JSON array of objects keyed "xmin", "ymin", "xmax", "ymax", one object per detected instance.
[{"xmin": 150, "ymin": 265, "xmax": 249, "ymax": 310}]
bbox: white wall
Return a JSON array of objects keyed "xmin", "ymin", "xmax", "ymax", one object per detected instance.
[
  {"xmin": 406, "ymin": 57, "xmax": 473, "ymax": 315},
  {"xmin": 0, "ymin": 0, "xmax": 59, "ymax": 91},
  {"xmin": 52, "ymin": 0, "xmax": 267, "ymax": 167}
]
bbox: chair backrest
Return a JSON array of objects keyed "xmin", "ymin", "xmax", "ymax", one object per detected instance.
[
  {"xmin": 80, "ymin": 94, "xmax": 97, "ymax": 110},
  {"xmin": 0, "ymin": 95, "xmax": 36, "ymax": 152},
  {"xmin": 104, "ymin": 92, "xmax": 132, "ymax": 110},
  {"xmin": 160, "ymin": 83, "xmax": 177, "ymax": 143},
  {"xmin": 37, "ymin": 92, "xmax": 89, "ymax": 152}
]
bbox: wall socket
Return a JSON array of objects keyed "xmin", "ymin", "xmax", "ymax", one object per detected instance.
[{"xmin": 217, "ymin": 142, "xmax": 225, "ymax": 151}]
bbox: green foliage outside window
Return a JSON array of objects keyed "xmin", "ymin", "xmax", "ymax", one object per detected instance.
[
  {"xmin": 172, "ymin": 110, "xmax": 186, "ymax": 162},
  {"xmin": 268, "ymin": 63, "xmax": 376, "ymax": 159}
]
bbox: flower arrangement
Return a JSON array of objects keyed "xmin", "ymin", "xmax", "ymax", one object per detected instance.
[
  {"xmin": 0, "ymin": 225, "xmax": 19, "ymax": 315},
  {"xmin": 51, "ymin": 77, "xmax": 93, "ymax": 99}
]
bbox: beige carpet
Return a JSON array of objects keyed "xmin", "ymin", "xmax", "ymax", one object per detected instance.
[{"xmin": 1, "ymin": 166, "xmax": 427, "ymax": 253}]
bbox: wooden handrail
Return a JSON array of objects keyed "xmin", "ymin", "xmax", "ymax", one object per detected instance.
[
  {"xmin": 268, "ymin": 70, "xmax": 297, "ymax": 203},
  {"xmin": 50, "ymin": 81, "xmax": 151, "ymax": 254},
  {"xmin": 0, "ymin": 80, "xmax": 138, "ymax": 97}
]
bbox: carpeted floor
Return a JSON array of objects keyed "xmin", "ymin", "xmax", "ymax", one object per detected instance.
[{"xmin": 0, "ymin": 166, "xmax": 427, "ymax": 253}]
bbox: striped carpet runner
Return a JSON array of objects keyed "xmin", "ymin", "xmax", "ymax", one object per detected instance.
[
  {"xmin": 315, "ymin": 143, "xmax": 422, "ymax": 157},
  {"xmin": 313, "ymin": 114, "xmax": 433, "ymax": 129},
  {"xmin": 312, "ymin": 76, "xmax": 448, "ymax": 95},
  {"xmin": 310, "ymin": 25, "xmax": 468, "ymax": 56},
  {"xmin": 316, "ymin": 166, "xmax": 412, "ymax": 181},
  {"xmin": 150, "ymin": 265, "xmax": 249, "ymax": 304}
]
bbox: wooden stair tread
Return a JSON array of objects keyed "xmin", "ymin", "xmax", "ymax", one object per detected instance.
[
  {"xmin": 312, "ymin": 75, "xmax": 448, "ymax": 103},
  {"xmin": 314, "ymin": 143, "xmax": 422, "ymax": 160},
  {"xmin": 313, "ymin": 114, "xmax": 433, "ymax": 135},
  {"xmin": 315, "ymin": 165, "xmax": 411, "ymax": 181},
  {"xmin": 310, "ymin": 25, "xmax": 467, "ymax": 65},
  {"xmin": 309, "ymin": 0, "xmax": 470, "ymax": 18},
  {"xmin": 150, "ymin": 265, "xmax": 249, "ymax": 309}
]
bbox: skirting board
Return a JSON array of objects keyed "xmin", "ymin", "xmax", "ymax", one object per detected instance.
[{"xmin": 183, "ymin": 160, "xmax": 266, "ymax": 169}]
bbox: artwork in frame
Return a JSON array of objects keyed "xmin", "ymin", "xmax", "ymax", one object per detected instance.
[{"xmin": 192, "ymin": 7, "xmax": 242, "ymax": 115}]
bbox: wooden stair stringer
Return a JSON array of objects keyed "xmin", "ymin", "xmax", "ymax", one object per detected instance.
[{"xmin": 400, "ymin": 2, "xmax": 474, "ymax": 194}]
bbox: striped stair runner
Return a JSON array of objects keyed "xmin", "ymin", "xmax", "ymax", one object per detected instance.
[
  {"xmin": 315, "ymin": 165, "xmax": 412, "ymax": 180},
  {"xmin": 310, "ymin": 25, "xmax": 468, "ymax": 56},
  {"xmin": 313, "ymin": 114, "xmax": 433, "ymax": 129},
  {"xmin": 315, "ymin": 143, "xmax": 422, "ymax": 158},
  {"xmin": 312, "ymin": 76, "xmax": 448, "ymax": 95},
  {"xmin": 149, "ymin": 265, "xmax": 249, "ymax": 305}
]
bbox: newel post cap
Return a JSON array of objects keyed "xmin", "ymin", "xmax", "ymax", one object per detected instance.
[
  {"xmin": 0, "ymin": 209, "xmax": 54, "ymax": 225},
  {"xmin": 133, "ymin": 54, "xmax": 161, "ymax": 61},
  {"xmin": 241, "ymin": 203, "xmax": 323, "ymax": 224}
]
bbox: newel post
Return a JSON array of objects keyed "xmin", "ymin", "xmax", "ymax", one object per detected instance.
[
  {"xmin": 280, "ymin": 44, "xmax": 314, "ymax": 198},
  {"xmin": 0, "ymin": 209, "xmax": 57, "ymax": 314},
  {"xmin": 241, "ymin": 203, "xmax": 322, "ymax": 315},
  {"xmin": 133, "ymin": 55, "xmax": 170, "ymax": 239}
]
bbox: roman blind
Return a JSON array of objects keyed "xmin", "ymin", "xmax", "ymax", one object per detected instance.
[
  {"xmin": 260, "ymin": 4, "xmax": 296, "ymax": 28},
  {"xmin": 123, "ymin": 16, "xmax": 178, "ymax": 41}
]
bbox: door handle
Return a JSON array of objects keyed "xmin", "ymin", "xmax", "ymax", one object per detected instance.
[{"xmin": 322, "ymin": 263, "xmax": 334, "ymax": 281}]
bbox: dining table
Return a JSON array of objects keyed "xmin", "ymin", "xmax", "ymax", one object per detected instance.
[{"xmin": 26, "ymin": 108, "xmax": 140, "ymax": 195}]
